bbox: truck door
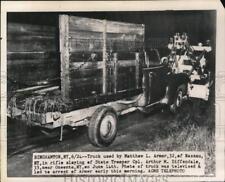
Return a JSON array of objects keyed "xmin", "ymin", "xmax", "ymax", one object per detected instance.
[
  {"xmin": 148, "ymin": 65, "xmax": 169, "ymax": 103},
  {"xmin": 144, "ymin": 49, "xmax": 169, "ymax": 104}
]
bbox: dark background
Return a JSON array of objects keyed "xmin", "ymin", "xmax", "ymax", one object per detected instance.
[
  {"xmin": 221, "ymin": 0, "xmax": 225, "ymax": 7},
  {"xmin": 7, "ymin": 10, "xmax": 216, "ymax": 47},
  {"xmin": 7, "ymin": 11, "xmax": 216, "ymax": 90}
]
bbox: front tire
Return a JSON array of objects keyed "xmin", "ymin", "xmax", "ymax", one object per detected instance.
[
  {"xmin": 88, "ymin": 106, "xmax": 118, "ymax": 147},
  {"xmin": 170, "ymin": 89, "xmax": 183, "ymax": 113}
]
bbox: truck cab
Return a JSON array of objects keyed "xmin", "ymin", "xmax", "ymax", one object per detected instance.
[{"xmin": 137, "ymin": 49, "xmax": 189, "ymax": 113}]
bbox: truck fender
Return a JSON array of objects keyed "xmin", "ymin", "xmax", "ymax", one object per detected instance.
[{"xmin": 164, "ymin": 73, "xmax": 189, "ymax": 105}]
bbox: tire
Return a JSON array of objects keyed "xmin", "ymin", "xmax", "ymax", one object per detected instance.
[
  {"xmin": 169, "ymin": 89, "xmax": 183, "ymax": 114},
  {"xmin": 88, "ymin": 106, "xmax": 118, "ymax": 147}
]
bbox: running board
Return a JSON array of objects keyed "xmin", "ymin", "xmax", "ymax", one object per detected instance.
[
  {"xmin": 137, "ymin": 101, "xmax": 161, "ymax": 113},
  {"xmin": 120, "ymin": 107, "xmax": 137, "ymax": 115},
  {"xmin": 117, "ymin": 95, "xmax": 142, "ymax": 105}
]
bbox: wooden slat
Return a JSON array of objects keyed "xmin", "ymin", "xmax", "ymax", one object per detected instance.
[
  {"xmin": 69, "ymin": 60, "xmax": 136, "ymax": 70},
  {"xmin": 59, "ymin": 15, "xmax": 70, "ymax": 100},
  {"xmin": 116, "ymin": 52, "xmax": 136, "ymax": 60},
  {"xmin": 7, "ymin": 34, "xmax": 56, "ymax": 41},
  {"xmin": 135, "ymin": 52, "xmax": 140, "ymax": 89},
  {"xmin": 71, "ymin": 51, "xmax": 137, "ymax": 61},
  {"xmin": 70, "ymin": 85, "xmax": 102, "ymax": 99},
  {"xmin": 15, "ymin": 85, "xmax": 57, "ymax": 93},
  {"xmin": 113, "ymin": 53, "xmax": 118, "ymax": 93},
  {"xmin": 7, "ymin": 58, "xmax": 58, "ymax": 67},
  {"xmin": 102, "ymin": 19, "xmax": 107, "ymax": 94},
  {"xmin": 70, "ymin": 61, "xmax": 101, "ymax": 70},
  {"xmin": 7, "ymin": 63, "xmax": 59, "ymax": 81},
  {"xmin": 7, "ymin": 23, "xmax": 57, "ymax": 52},
  {"xmin": 106, "ymin": 40, "xmax": 143, "ymax": 51},
  {"xmin": 7, "ymin": 23, "xmax": 56, "ymax": 35},
  {"xmin": 69, "ymin": 39, "xmax": 103, "ymax": 52},
  {"xmin": 69, "ymin": 16, "xmax": 104, "ymax": 32},
  {"xmin": 7, "ymin": 51, "xmax": 58, "ymax": 60},
  {"xmin": 69, "ymin": 31, "xmax": 103, "ymax": 40},
  {"xmin": 117, "ymin": 60, "xmax": 136, "ymax": 67},
  {"xmin": 70, "ymin": 69, "xmax": 102, "ymax": 79},
  {"xmin": 7, "ymin": 22, "xmax": 59, "ymax": 90},
  {"xmin": 70, "ymin": 74, "xmax": 136, "ymax": 99},
  {"xmin": 69, "ymin": 34, "xmax": 143, "ymax": 53},
  {"xmin": 66, "ymin": 16, "xmax": 144, "ymax": 100},
  {"xmin": 7, "ymin": 60, "xmax": 59, "ymax": 72},
  {"xmin": 70, "ymin": 69, "xmax": 131, "ymax": 82},
  {"xmin": 70, "ymin": 76, "xmax": 102, "ymax": 87},
  {"xmin": 69, "ymin": 69, "xmax": 136, "ymax": 98},
  {"xmin": 7, "ymin": 37, "xmax": 57, "ymax": 52},
  {"xmin": 68, "ymin": 16, "xmax": 144, "ymax": 50},
  {"xmin": 106, "ymin": 32, "xmax": 144, "ymax": 41},
  {"xmin": 106, "ymin": 20, "xmax": 144, "ymax": 35},
  {"xmin": 69, "ymin": 52, "xmax": 103, "ymax": 62}
]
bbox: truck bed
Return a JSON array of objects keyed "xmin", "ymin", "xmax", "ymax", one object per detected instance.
[{"xmin": 7, "ymin": 15, "xmax": 145, "ymax": 125}]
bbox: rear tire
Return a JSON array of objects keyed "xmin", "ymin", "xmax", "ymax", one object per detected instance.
[{"xmin": 88, "ymin": 106, "xmax": 118, "ymax": 147}]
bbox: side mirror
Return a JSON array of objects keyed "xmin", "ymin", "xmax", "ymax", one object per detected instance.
[{"xmin": 161, "ymin": 57, "xmax": 169, "ymax": 64}]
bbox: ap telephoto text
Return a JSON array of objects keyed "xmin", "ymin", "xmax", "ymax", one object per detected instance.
[{"xmin": 33, "ymin": 152, "xmax": 205, "ymax": 176}]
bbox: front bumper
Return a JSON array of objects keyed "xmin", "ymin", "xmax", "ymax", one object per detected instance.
[{"xmin": 188, "ymin": 83, "xmax": 209, "ymax": 101}]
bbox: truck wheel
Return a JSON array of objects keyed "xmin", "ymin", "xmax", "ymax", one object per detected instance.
[
  {"xmin": 88, "ymin": 106, "xmax": 118, "ymax": 147},
  {"xmin": 170, "ymin": 89, "xmax": 183, "ymax": 114}
]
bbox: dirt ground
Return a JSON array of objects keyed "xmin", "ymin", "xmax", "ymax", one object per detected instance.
[{"xmin": 7, "ymin": 98, "xmax": 215, "ymax": 177}]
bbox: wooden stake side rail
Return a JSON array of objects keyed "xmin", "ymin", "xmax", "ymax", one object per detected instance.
[
  {"xmin": 59, "ymin": 15, "xmax": 145, "ymax": 101},
  {"xmin": 102, "ymin": 19, "xmax": 107, "ymax": 94},
  {"xmin": 7, "ymin": 23, "xmax": 59, "ymax": 89},
  {"xmin": 59, "ymin": 15, "xmax": 70, "ymax": 99},
  {"xmin": 8, "ymin": 15, "xmax": 144, "ymax": 113}
]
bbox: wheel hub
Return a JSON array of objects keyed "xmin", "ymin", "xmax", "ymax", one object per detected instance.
[
  {"xmin": 100, "ymin": 115, "xmax": 114, "ymax": 138},
  {"xmin": 176, "ymin": 91, "xmax": 183, "ymax": 107}
]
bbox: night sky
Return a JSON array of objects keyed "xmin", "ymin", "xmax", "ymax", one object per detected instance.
[
  {"xmin": 7, "ymin": 11, "xmax": 216, "ymax": 89},
  {"xmin": 7, "ymin": 10, "xmax": 216, "ymax": 46}
]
